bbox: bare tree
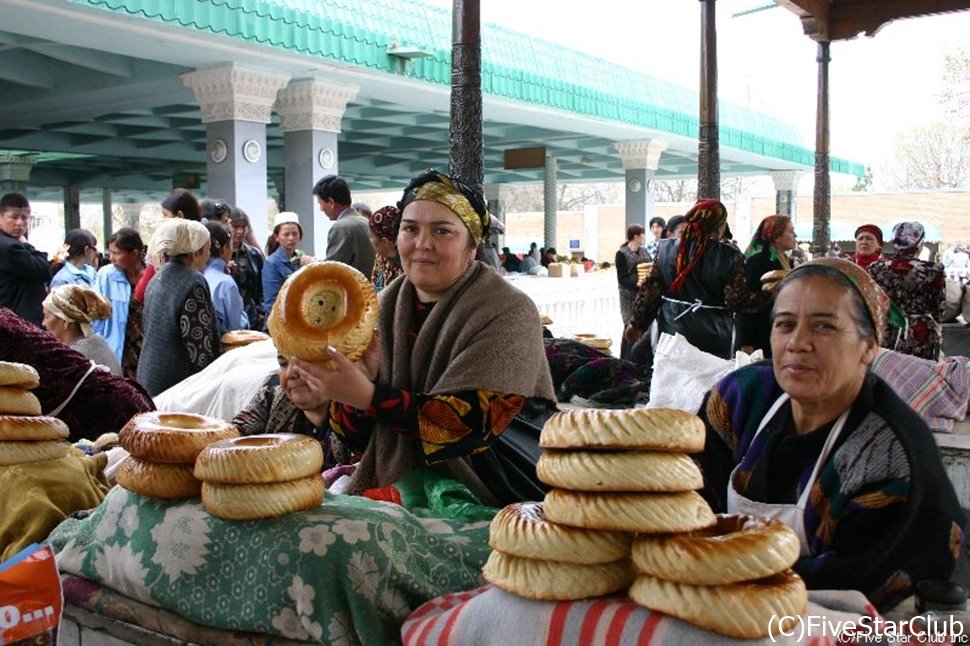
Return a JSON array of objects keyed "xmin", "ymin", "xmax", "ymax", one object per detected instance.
[
  {"xmin": 884, "ymin": 123, "xmax": 970, "ymax": 190},
  {"xmin": 652, "ymin": 178, "xmax": 697, "ymax": 203},
  {"xmin": 940, "ymin": 47, "xmax": 970, "ymax": 121}
]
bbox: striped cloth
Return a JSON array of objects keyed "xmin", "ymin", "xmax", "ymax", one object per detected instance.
[
  {"xmin": 402, "ymin": 585, "xmax": 877, "ymax": 645},
  {"xmin": 870, "ymin": 349, "xmax": 969, "ymax": 432}
]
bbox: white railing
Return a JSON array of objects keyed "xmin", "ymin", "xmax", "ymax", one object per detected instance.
[{"xmin": 507, "ymin": 271, "xmax": 624, "ymax": 357}]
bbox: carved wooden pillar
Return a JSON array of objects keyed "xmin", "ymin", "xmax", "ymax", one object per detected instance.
[
  {"xmin": 812, "ymin": 41, "xmax": 831, "ymax": 255},
  {"xmin": 450, "ymin": 0, "xmax": 484, "ymax": 195},
  {"xmin": 698, "ymin": 0, "xmax": 720, "ymax": 200}
]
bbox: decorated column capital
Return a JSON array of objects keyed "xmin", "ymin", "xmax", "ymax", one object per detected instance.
[
  {"xmin": 276, "ymin": 79, "xmax": 360, "ymax": 133},
  {"xmin": 181, "ymin": 64, "xmax": 290, "ymax": 124},
  {"xmin": 0, "ymin": 156, "xmax": 36, "ymax": 182},
  {"xmin": 770, "ymin": 170, "xmax": 803, "ymax": 193},
  {"xmin": 614, "ymin": 139, "xmax": 669, "ymax": 170}
]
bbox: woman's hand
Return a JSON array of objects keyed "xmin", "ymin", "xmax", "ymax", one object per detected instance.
[{"xmin": 288, "ymin": 345, "xmax": 377, "ymax": 411}]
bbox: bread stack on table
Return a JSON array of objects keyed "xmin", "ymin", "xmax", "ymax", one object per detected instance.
[
  {"xmin": 636, "ymin": 261, "xmax": 653, "ymax": 285},
  {"xmin": 116, "ymin": 412, "xmax": 238, "ymax": 500},
  {"xmin": 483, "ymin": 407, "xmax": 808, "ymax": 639},
  {"xmin": 0, "ymin": 361, "xmax": 69, "ymax": 465},
  {"xmin": 195, "ymin": 433, "xmax": 325, "ymax": 521}
]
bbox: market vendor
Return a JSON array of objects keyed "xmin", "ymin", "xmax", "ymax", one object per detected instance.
[
  {"xmin": 696, "ymin": 257, "xmax": 964, "ymax": 611},
  {"xmin": 0, "ymin": 306, "xmax": 154, "ymax": 441},
  {"xmin": 232, "ymin": 351, "xmax": 352, "ymax": 471},
  {"xmin": 289, "ymin": 169, "xmax": 556, "ymax": 506}
]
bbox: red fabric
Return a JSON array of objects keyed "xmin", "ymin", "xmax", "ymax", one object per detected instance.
[
  {"xmin": 362, "ymin": 485, "xmax": 402, "ymax": 505},
  {"xmin": 133, "ymin": 262, "xmax": 155, "ymax": 303}
]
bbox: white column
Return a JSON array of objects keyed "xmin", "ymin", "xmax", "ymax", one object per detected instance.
[
  {"xmin": 276, "ymin": 78, "xmax": 359, "ymax": 256},
  {"xmin": 181, "ymin": 64, "xmax": 290, "ymax": 243},
  {"xmin": 614, "ymin": 139, "xmax": 668, "ymax": 227}
]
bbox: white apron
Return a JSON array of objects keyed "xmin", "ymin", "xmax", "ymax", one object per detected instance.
[{"xmin": 726, "ymin": 393, "xmax": 850, "ymax": 556}]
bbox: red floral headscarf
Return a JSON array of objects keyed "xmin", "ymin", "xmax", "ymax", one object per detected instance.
[
  {"xmin": 368, "ymin": 205, "xmax": 401, "ymax": 242},
  {"xmin": 670, "ymin": 199, "xmax": 728, "ymax": 293}
]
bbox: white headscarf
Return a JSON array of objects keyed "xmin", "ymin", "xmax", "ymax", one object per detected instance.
[{"xmin": 148, "ymin": 219, "xmax": 210, "ymax": 266}]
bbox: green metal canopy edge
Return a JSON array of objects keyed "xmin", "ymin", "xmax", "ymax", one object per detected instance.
[{"xmin": 69, "ymin": 0, "xmax": 864, "ymax": 177}]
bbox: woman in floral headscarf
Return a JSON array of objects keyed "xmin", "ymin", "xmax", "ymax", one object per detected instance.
[
  {"xmin": 736, "ymin": 215, "xmax": 797, "ymax": 356},
  {"xmin": 367, "ymin": 205, "xmax": 404, "ymax": 292},
  {"xmin": 849, "ymin": 224, "xmax": 884, "ymax": 269},
  {"xmin": 625, "ymin": 199, "xmax": 769, "ymax": 359},
  {"xmin": 696, "ymin": 257, "xmax": 963, "ymax": 611},
  {"xmin": 288, "ymin": 170, "xmax": 556, "ymax": 506},
  {"xmin": 868, "ymin": 221, "xmax": 946, "ymax": 359}
]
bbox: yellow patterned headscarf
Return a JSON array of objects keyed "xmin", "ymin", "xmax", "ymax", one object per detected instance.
[
  {"xmin": 42, "ymin": 284, "xmax": 112, "ymax": 338},
  {"xmin": 400, "ymin": 171, "xmax": 490, "ymax": 246}
]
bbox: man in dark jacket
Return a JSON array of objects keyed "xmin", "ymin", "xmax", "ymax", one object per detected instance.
[{"xmin": 0, "ymin": 192, "xmax": 52, "ymax": 326}]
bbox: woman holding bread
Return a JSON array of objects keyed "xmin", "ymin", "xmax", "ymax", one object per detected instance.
[
  {"xmin": 696, "ymin": 257, "xmax": 963, "ymax": 611},
  {"xmin": 625, "ymin": 199, "xmax": 769, "ymax": 359},
  {"xmin": 137, "ymin": 219, "xmax": 219, "ymax": 396},
  {"xmin": 288, "ymin": 170, "xmax": 556, "ymax": 506},
  {"xmin": 735, "ymin": 215, "xmax": 796, "ymax": 356}
]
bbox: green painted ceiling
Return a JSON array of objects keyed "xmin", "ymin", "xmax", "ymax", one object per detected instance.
[{"xmin": 0, "ymin": 0, "xmax": 862, "ymax": 203}]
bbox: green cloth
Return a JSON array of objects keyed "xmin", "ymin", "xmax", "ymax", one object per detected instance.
[
  {"xmin": 1, "ymin": 449, "xmax": 108, "ymax": 562},
  {"xmin": 48, "ymin": 486, "xmax": 492, "ymax": 643}
]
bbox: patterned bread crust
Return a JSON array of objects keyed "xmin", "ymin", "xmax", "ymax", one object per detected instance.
[
  {"xmin": 539, "ymin": 408, "xmax": 705, "ymax": 452},
  {"xmin": 0, "ymin": 415, "xmax": 69, "ymax": 441},
  {"xmin": 0, "ymin": 387, "xmax": 41, "ymax": 416},
  {"xmin": 267, "ymin": 261, "xmax": 378, "ymax": 363},
  {"xmin": 628, "ymin": 571, "xmax": 808, "ymax": 639},
  {"xmin": 488, "ymin": 502, "xmax": 631, "ymax": 565},
  {"xmin": 543, "ymin": 489, "xmax": 716, "ymax": 533},
  {"xmin": 631, "ymin": 514, "xmax": 800, "ymax": 585},
  {"xmin": 482, "ymin": 550, "xmax": 636, "ymax": 601},
  {"xmin": 201, "ymin": 474, "xmax": 325, "ymax": 520},
  {"xmin": 0, "ymin": 361, "xmax": 40, "ymax": 389},
  {"xmin": 195, "ymin": 434, "xmax": 324, "ymax": 484},
  {"xmin": 537, "ymin": 450, "xmax": 703, "ymax": 492},
  {"xmin": 119, "ymin": 412, "xmax": 239, "ymax": 463},
  {"xmin": 0, "ymin": 440, "xmax": 68, "ymax": 465},
  {"xmin": 115, "ymin": 457, "xmax": 202, "ymax": 500}
]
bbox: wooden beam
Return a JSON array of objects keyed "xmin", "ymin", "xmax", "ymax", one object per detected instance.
[{"xmin": 775, "ymin": 0, "xmax": 970, "ymax": 41}]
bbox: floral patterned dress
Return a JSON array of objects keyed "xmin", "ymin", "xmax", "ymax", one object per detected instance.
[{"xmin": 868, "ymin": 256, "xmax": 946, "ymax": 359}]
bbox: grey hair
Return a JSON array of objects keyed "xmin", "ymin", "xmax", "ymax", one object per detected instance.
[{"xmin": 771, "ymin": 264, "xmax": 877, "ymax": 341}]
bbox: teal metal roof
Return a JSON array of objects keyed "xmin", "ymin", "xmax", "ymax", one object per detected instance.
[{"xmin": 68, "ymin": 0, "xmax": 864, "ymax": 177}]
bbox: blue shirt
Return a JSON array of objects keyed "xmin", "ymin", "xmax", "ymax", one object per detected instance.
[
  {"xmin": 92, "ymin": 264, "xmax": 133, "ymax": 362},
  {"xmin": 51, "ymin": 262, "xmax": 96, "ymax": 288},
  {"xmin": 262, "ymin": 247, "xmax": 298, "ymax": 323},
  {"xmin": 203, "ymin": 257, "xmax": 249, "ymax": 335}
]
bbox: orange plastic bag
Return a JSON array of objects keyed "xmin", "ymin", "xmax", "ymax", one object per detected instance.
[{"xmin": 0, "ymin": 544, "xmax": 62, "ymax": 645}]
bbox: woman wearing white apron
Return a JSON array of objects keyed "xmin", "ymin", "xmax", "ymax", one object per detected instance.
[{"xmin": 696, "ymin": 258, "xmax": 964, "ymax": 612}]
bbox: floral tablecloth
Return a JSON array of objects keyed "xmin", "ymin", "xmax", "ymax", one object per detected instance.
[{"xmin": 48, "ymin": 486, "xmax": 492, "ymax": 644}]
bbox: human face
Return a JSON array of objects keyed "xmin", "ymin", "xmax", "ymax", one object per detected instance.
[
  {"xmin": 278, "ymin": 356, "xmax": 326, "ymax": 411},
  {"xmin": 650, "ymin": 222, "xmax": 664, "ymax": 240},
  {"xmin": 230, "ymin": 222, "xmax": 247, "ymax": 245},
  {"xmin": 162, "ymin": 207, "xmax": 177, "ymax": 219},
  {"xmin": 670, "ymin": 223, "xmax": 686, "ymax": 239},
  {"xmin": 108, "ymin": 242, "xmax": 139, "ymax": 273},
  {"xmin": 0, "ymin": 206, "xmax": 30, "ymax": 238},
  {"xmin": 276, "ymin": 224, "xmax": 302, "ymax": 254},
  {"xmin": 368, "ymin": 229, "xmax": 396, "ymax": 260},
  {"xmin": 398, "ymin": 200, "xmax": 476, "ymax": 302},
  {"xmin": 42, "ymin": 308, "xmax": 71, "ymax": 343},
  {"xmin": 315, "ymin": 195, "xmax": 338, "ymax": 221},
  {"xmin": 771, "ymin": 276, "xmax": 878, "ymax": 423},
  {"xmin": 773, "ymin": 223, "xmax": 797, "ymax": 253},
  {"xmin": 855, "ymin": 231, "xmax": 880, "ymax": 256}
]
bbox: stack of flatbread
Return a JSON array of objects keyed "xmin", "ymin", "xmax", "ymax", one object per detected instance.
[{"xmin": 0, "ymin": 361, "xmax": 70, "ymax": 466}]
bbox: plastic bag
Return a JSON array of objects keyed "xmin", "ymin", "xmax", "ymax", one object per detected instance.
[
  {"xmin": 393, "ymin": 469, "xmax": 498, "ymax": 523},
  {"xmin": 0, "ymin": 544, "xmax": 62, "ymax": 645},
  {"xmin": 647, "ymin": 333, "xmax": 762, "ymax": 413}
]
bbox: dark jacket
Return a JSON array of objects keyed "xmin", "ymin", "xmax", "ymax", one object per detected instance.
[
  {"xmin": 654, "ymin": 238, "xmax": 741, "ymax": 358},
  {"xmin": 735, "ymin": 250, "xmax": 782, "ymax": 356},
  {"xmin": 0, "ymin": 232, "xmax": 51, "ymax": 325}
]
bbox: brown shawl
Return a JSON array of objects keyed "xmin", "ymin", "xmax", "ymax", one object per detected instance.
[{"xmin": 346, "ymin": 261, "xmax": 555, "ymax": 503}]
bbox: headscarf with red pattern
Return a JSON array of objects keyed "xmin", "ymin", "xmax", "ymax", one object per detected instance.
[
  {"xmin": 669, "ymin": 199, "xmax": 728, "ymax": 293},
  {"xmin": 891, "ymin": 221, "xmax": 924, "ymax": 258},
  {"xmin": 744, "ymin": 215, "xmax": 793, "ymax": 270},
  {"xmin": 368, "ymin": 205, "xmax": 401, "ymax": 242}
]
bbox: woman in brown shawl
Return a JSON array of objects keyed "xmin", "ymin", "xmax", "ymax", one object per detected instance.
[{"xmin": 290, "ymin": 170, "xmax": 556, "ymax": 506}]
